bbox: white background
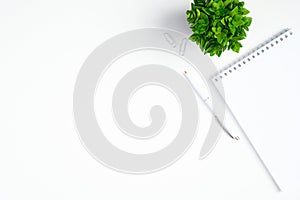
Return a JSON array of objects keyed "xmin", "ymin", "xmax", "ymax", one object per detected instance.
[{"xmin": 1, "ymin": 0, "xmax": 299, "ymax": 199}]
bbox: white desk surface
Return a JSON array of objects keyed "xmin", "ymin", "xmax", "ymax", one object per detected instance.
[{"xmin": 1, "ymin": 0, "xmax": 299, "ymax": 199}]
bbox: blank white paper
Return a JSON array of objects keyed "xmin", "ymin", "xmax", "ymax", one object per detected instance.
[{"xmin": 213, "ymin": 29, "xmax": 300, "ymax": 191}]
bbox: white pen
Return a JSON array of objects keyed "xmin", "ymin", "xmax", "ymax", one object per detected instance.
[{"xmin": 183, "ymin": 70, "xmax": 239, "ymax": 140}]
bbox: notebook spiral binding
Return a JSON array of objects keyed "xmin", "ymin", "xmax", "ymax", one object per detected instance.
[{"xmin": 213, "ymin": 29, "xmax": 293, "ymax": 83}]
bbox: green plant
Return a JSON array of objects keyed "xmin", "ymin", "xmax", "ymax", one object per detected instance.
[{"xmin": 186, "ymin": 0, "xmax": 252, "ymax": 57}]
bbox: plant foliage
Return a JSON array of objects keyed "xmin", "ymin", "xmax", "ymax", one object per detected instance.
[{"xmin": 186, "ymin": 0, "xmax": 252, "ymax": 57}]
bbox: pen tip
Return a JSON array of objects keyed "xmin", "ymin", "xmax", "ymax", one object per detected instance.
[{"xmin": 184, "ymin": 70, "xmax": 187, "ymax": 74}]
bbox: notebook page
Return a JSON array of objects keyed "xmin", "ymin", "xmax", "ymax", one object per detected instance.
[{"xmin": 212, "ymin": 30, "xmax": 300, "ymax": 191}]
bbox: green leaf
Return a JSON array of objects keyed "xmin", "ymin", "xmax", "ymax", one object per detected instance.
[
  {"xmin": 206, "ymin": 0, "xmax": 214, "ymax": 7},
  {"xmin": 196, "ymin": 8, "xmax": 201, "ymax": 18},
  {"xmin": 224, "ymin": 0, "xmax": 232, "ymax": 7},
  {"xmin": 202, "ymin": 7, "xmax": 214, "ymax": 15},
  {"xmin": 216, "ymin": 50, "xmax": 222, "ymax": 57},
  {"xmin": 186, "ymin": 0, "xmax": 252, "ymax": 56},
  {"xmin": 244, "ymin": 17, "xmax": 252, "ymax": 26},
  {"xmin": 194, "ymin": 0, "xmax": 206, "ymax": 6},
  {"xmin": 238, "ymin": 1, "xmax": 245, "ymax": 7},
  {"xmin": 240, "ymin": 7, "xmax": 250, "ymax": 15},
  {"xmin": 221, "ymin": 17, "xmax": 226, "ymax": 25},
  {"xmin": 216, "ymin": 34, "xmax": 223, "ymax": 44},
  {"xmin": 191, "ymin": 3, "xmax": 196, "ymax": 10},
  {"xmin": 228, "ymin": 23, "xmax": 236, "ymax": 34},
  {"xmin": 231, "ymin": 41, "xmax": 242, "ymax": 52},
  {"xmin": 230, "ymin": 6, "xmax": 239, "ymax": 16}
]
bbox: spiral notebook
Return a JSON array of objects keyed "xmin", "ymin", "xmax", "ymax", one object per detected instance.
[{"xmin": 212, "ymin": 29, "xmax": 300, "ymax": 191}]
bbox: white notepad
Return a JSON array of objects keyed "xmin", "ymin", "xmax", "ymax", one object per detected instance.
[{"xmin": 212, "ymin": 29, "xmax": 300, "ymax": 191}]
